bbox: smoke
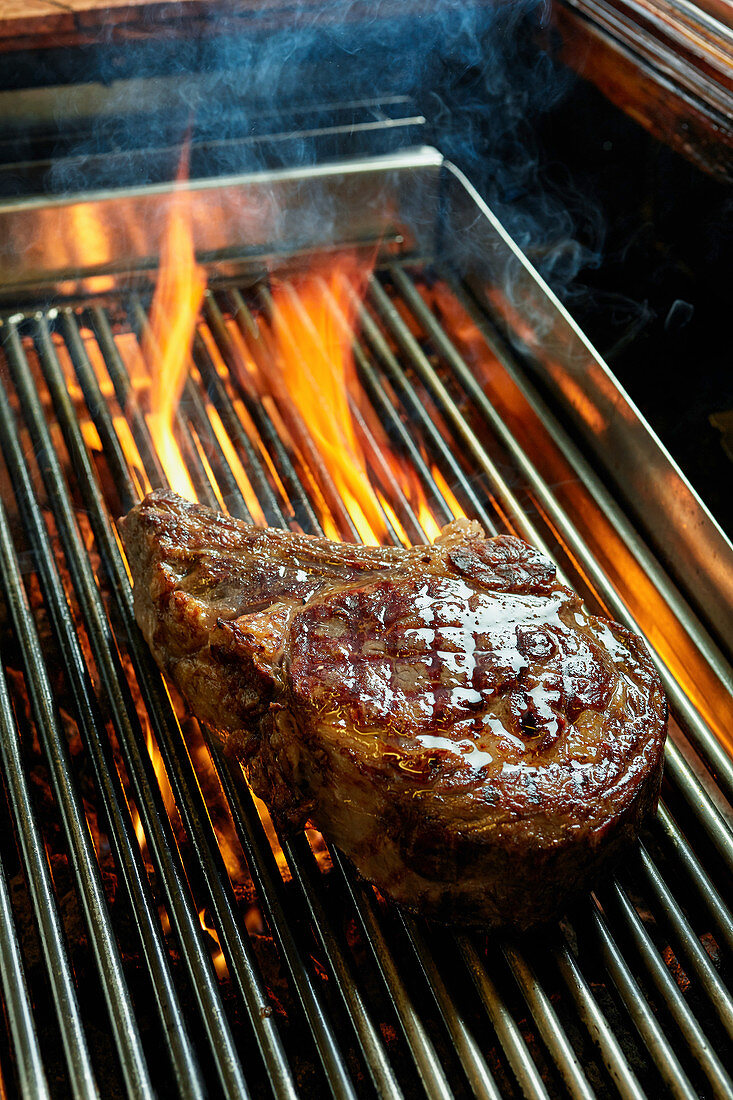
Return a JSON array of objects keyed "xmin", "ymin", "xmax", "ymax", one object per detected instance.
[{"xmin": 37, "ymin": 0, "xmax": 600, "ymax": 295}]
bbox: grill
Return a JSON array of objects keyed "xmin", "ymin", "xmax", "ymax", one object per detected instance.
[{"xmin": 0, "ymin": 148, "xmax": 731, "ymax": 1100}]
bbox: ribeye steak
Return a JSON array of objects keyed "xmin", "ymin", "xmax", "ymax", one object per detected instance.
[{"xmin": 121, "ymin": 490, "xmax": 666, "ymax": 928}]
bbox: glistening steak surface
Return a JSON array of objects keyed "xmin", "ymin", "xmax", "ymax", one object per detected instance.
[{"xmin": 121, "ymin": 490, "xmax": 667, "ymax": 928}]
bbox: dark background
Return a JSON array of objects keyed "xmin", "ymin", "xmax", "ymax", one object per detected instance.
[{"xmin": 537, "ymin": 78, "xmax": 732, "ymax": 540}]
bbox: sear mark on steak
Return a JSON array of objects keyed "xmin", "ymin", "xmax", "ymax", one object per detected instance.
[{"xmin": 120, "ymin": 490, "xmax": 667, "ymax": 929}]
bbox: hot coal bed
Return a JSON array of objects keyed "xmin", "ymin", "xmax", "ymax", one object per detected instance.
[{"xmin": 0, "ymin": 5, "xmax": 731, "ymax": 1100}]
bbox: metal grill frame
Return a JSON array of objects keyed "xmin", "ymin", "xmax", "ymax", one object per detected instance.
[{"xmin": 0, "ymin": 149, "xmax": 730, "ymax": 1100}]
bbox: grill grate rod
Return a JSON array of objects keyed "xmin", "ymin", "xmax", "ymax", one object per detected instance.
[
  {"xmin": 400, "ymin": 918, "xmax": 503, "ymax": 1100},
  {"xmin": 588, "ymin": 904, "xmax": 697, "ymax": 1100},
  {"xmin": 0, "ymin": 331, "xmax": 155, "ymax": 1099},
  {"xmin": 458, "ymin": 937, "xmax": 552, "ymax": 1100},
  {"xmin": 636, "ymin": 845, "xmax": 733, "ymax": 1041},
  {"xmin": 0, "ymin": 343, "xmax": 206, "ymax": 1100},
  {"xmin": 88, "ymin": 305, "xmax": 169, "ymax": 495},
  {"xmin": 207, "ymin": 293, "xmax": 323, "ymax": 534},
  {"xmin": 0, "ymin": 638, "xmax": 95, "ymax": 1100},
  {"xmin": 653, "ymin": 804, "xmax": 733, "ymax": 956},
  {"xmin": 550, "ymin": 942, "xmax": 646, "ymax": 1100},
  {"xmin": 500, "ymin": 943, "xmax": 595, "ymax": 1100},
  {"xmin": 59, "ymin": 310, "xmax": 148, "ymax": 510},
  {"xmin": 0, "ymin": 843, "xmax": 49, "ymax": 1100},
  {"xmin": 331, "ymin": 850, "xmax": 455, "ymax": 1100},
  {"xmin": 191, "ymin": 325, "xmax": 287, "ymax": 524}
]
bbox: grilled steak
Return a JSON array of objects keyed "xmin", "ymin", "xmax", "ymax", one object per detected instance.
[{"xmin": 121, "ymin": 490, "xmax": 666, "ymax": 929}]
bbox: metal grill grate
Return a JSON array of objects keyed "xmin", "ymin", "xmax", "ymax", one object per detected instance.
[{"xmin": 0, "ymin": 253, "xmax": 731, "ymax": 1100}]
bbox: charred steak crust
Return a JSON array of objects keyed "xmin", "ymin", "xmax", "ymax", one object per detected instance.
[{"xmin": 121, "ymin": 490, "xmax": 667, "ymax": 929}]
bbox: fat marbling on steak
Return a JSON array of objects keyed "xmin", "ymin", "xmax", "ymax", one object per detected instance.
[{"xmin": 121, "ymin": 490, "xmax": 666, "ymax": 929}]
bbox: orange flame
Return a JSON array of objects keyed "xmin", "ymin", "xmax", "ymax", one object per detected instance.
[
  {"xmin": 315, "ymin": 268, "xmax": 449, "ymax": 544},
  {"xmin": 266, "ymin": 258, "xmax": 387, "ymax": 544},
  {"xmin": 199, "ymin": 908, "xmax": 228, "ymax": 979},
  {"xmin": 228, "ymin": 255, "xmax": 451, "ymax": 547},
  {"xmin": 140, "ymin": 166, "xmax": 452, "ymax": 551},
  {"xmin": 143, "ymin": 152, "xmax": 206, "ymax": 499}
]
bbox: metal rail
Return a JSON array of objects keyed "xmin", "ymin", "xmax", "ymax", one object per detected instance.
[
  {"xmin": 0, "ymin": 640, "xmax": 97, "ymax": 1100},
  {"xmin": 0, "ymin": 847, "xmax": 50, "ymax": 1100}
]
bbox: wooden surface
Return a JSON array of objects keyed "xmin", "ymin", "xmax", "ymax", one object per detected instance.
[
  {"xmin": 551, "ymin": 0, "xmax": 733, "ymax": 180},
  {"xmin": 0, "ymin": 1, "xmax": 334, "ymax": 50},
  {"xmin": 0, "ymin": 0, "xmax": 430, "ymax": 49}
]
